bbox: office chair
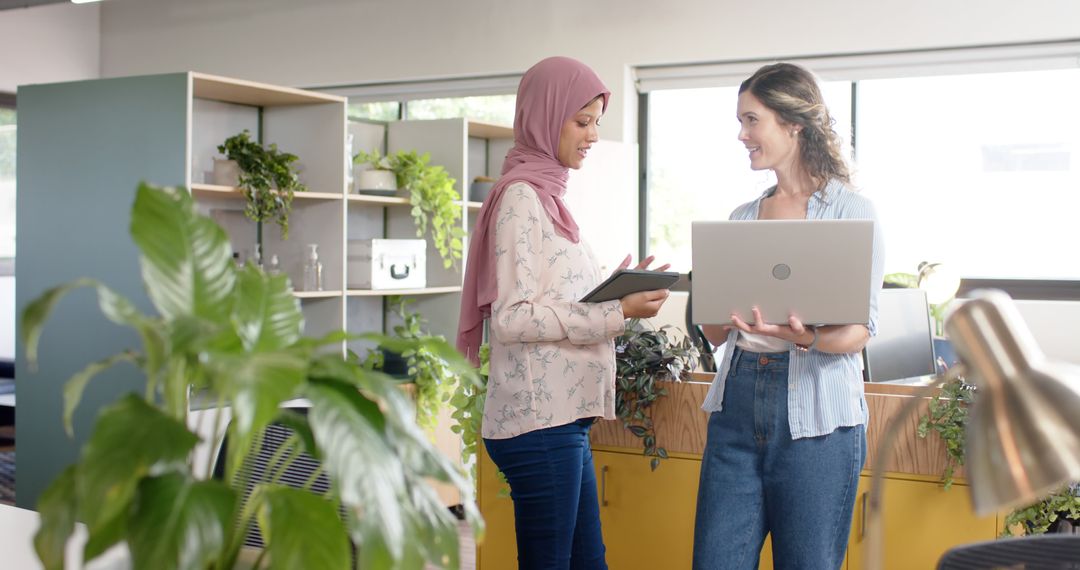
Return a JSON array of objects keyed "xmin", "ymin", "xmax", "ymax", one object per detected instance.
[
  {"xmin": 936, "ymin": 533, "xmax": 1080, "ymax": 569},
  {"xmin": 684, "ymin": 271, "xmax": 717, "ymax": 373}
]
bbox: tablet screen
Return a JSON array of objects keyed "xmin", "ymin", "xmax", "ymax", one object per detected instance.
[{"xmin": 580, "ymin": 269, "xmax": 680, "ymax": 303}]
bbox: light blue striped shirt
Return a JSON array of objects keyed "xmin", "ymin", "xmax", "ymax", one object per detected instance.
[{"xmin": 701, "ymin": 179, "xmax": 886, "ymax": 439}]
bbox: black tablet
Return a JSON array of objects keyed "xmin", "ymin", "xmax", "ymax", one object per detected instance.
[{"xmin": 580, "ymin": 269, "xmax": 681, "ymax": 303}]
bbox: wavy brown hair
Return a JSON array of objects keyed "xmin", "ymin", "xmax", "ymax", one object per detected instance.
[{"xmin": 739, "ymin": 63, "xmax": 851, "ymax": 185}]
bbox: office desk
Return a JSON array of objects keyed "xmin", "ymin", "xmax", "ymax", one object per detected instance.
[{"xmin": 0, "ymin": 503, "xmax": 128, "ymax": 569}]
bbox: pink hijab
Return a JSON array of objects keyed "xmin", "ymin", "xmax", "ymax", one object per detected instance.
[{"xmin": 456, "ymin": 56, "xmax": 611, "ymax": 364}]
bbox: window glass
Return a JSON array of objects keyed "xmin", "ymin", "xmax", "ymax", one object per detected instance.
[
  {"xmin": 0, "ymin": 107, "xmax": 14, "ymax": 260},
  {"xmin": 856, "ymin": 69, "xmax": 1080, "ymax": 279},
  {"xmin": 405, "ymin": 94, "xmax": 514, "ymax": 125},
  {"xmin": 348, "ymin": 101, "xmax": 400, "ymax": 122},
  {"xmin": 647, "ymin": 82, "xmax": 851, "ymax": 271}
]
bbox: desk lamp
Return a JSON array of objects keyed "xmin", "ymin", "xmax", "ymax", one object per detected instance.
[{"xmin": 865, "ymin": 289, "xmax": 1080, "ymax": 570}]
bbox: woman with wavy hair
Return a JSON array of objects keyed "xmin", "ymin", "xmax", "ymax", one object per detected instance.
[{"xmin": 692, "ymin": 62, "xmax": 885, "ymax": 570}]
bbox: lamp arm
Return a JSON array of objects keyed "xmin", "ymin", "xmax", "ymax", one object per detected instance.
[{"xmin": 864, "ymin": 366, "xmax": 965, "ymax": 570}]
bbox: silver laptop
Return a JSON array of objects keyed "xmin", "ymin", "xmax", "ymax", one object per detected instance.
[{"xmin": 691, "ymin": 219, "xmax": 874, "ymax": 326}]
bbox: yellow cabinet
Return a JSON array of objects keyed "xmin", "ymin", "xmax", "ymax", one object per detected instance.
[
  {"xmin": 593, "ymin": 448, "xmax": 700, "ymax": 570},
  {"xmin": 846, "ymin": 475, "xmax": 999, "ymax": 570},
  {"xmin": 476, "ymin": 444, "xmax": 518, "ymax": 570}
]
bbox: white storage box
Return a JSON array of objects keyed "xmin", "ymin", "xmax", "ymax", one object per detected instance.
[{"xmin": 347, "ymin": 239, "xmax": 427, "ymax": 289}]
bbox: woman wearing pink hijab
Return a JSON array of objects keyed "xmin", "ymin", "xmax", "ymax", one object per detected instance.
[{"xmin": 457, "ymin": 56, "xmax": 669, "ymax": 569}]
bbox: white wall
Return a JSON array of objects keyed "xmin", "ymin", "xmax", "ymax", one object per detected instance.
[
  {"xmin": 0, "ymin": 2, "xmax": 100, "ymax": 93},
  {"xmin": 98, "ymin": 0, "xmax": 1080, "ymax": 142}
]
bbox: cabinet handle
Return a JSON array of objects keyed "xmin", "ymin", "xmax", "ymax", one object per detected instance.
[
  {"xmin": 858, "ymin": 491, "xmax": 868, "ymax": 541},
  {"xmin": 600, "ymin": 465, "xmax": 609, "ymax": 507}
]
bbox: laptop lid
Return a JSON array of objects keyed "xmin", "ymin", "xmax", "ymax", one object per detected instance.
[{"xmin": 691, "ymin": 219, "xmax": 874, "ymax": 326}]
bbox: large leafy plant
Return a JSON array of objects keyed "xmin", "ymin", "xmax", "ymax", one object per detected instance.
[
  {"xmin": 22, "ymin": 183, "xmax": 482, "ymax": 570},
  {"xmin": 354, "ymin": 150, "xmax": 464, "ymax": 269},
  {"xmin": 614, "ymin": 320, "xmax": 699, "ymax": 471},
  {"xmin": 218, "ymin": 130, "xmax": 306, "ymax": 239}
]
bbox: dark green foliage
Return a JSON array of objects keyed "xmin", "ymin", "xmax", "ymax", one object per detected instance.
[
  {"xmin": 614, "ymin": 320, "xmax": 699, "ymax": 471},
  {"xmin": 218, "ymin": 130, "xmax": 306, "ymax": 239}
]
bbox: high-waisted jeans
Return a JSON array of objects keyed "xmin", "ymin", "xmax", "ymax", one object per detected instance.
[
  {"xmin": 693, "ymin": 348, "xmax": 865, "ymax": 570},
  {"xmin": 484, "ymin": 417, "xmax": 607, "ymax": 570}
]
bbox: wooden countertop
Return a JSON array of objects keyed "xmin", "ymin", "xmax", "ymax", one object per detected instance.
[{"xmin": 591, "ymin": 372, "xmax": 959, "ymax": 479}]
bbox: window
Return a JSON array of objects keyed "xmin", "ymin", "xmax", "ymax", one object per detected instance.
[
  {"xmin": 405, "ymin": 94, "xmax": 515, "ymax": 125},
  {"xmin": 646, "ymin": 82, "xmax": 850, "ymax": 272},
  {"xmin": 641, "ymin": 43, "xmax": 1080, "ymax": 292},
  {"xmin": 0, "ymin": 95, "xmax": 14, "ymax": 266},
  {"xmin": 348, "ymin": 101, "xmax": 400, "ymax": 122}
]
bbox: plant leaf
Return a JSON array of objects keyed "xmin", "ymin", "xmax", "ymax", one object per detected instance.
[
  {"xmin": 127, "ymin": 474, "xmax": 235, "ymax": 570},
  {"xmin": 130, "ymin": 183, "xmax": 235, "ymax": 323},
  {"xmin": 259, "ymin": 486, "xmax": 350, "ymax": 570},
  {"xmin": 34, "ymin": 465, "xmax": 79, "ymax": 570},
  {"xmin": 232, "ymin": 265, "xmax": 302, "ymax": 352},
  {"xmin": 76, "ymin": 395, "xmax": 199, "ymax": 555},
  {"xmin": 62, "ymin": 350, "xmax": 138, "ymax": 437},
  {"xmin": 205, "ymin": 350, "xmax": 308, "ymax": 480},
  {"xmin": 20, "ymin": 278, "xmax": 99, "ymax": 369},
  {"xmin": 305, "ymin": 378, "xmax": 408, "ymax": 565}
]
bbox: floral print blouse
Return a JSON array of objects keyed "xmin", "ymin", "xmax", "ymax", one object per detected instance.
[{"xmin": 482, "ymin": 182, "xmax": 626, "ymax": 439}]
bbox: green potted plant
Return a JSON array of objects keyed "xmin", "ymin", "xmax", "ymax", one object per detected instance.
[
  {"xmin": 360, "ymin": 296, "xmax": 465, "ymax": 436},
  {"xmin": 1002, "ymin": 483, "xmax": 1080, "ymax": 536},
  {"xmin": 916, "ymin": 370, "xmax": 1080, "ymax": 537},
  {"xmin": 614, "ymin": 319, "xmax": 699, "ymax": 470},
  {"xmin": 354, "ymin": 150, "xmax": 464, "ymax": 270},
  {"xmin": 217, "ymin": 130, "xmax": 307, "ymax": 239},
  {"xmin": 22, "ymin": 182, "xmax": 482, "ymax": 569}
]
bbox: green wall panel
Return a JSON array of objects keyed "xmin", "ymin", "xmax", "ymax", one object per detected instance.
[{"xmin": 15, "ymin": 73, "xmax": 189, "ymax": 508}]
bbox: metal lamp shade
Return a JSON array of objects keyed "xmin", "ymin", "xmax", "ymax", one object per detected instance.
[{"xmin": 945, "ymin": 289, "xmax": 1080, "ymax": 516}]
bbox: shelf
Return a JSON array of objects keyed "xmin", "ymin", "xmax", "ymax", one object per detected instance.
[
  {"xmin": 190, "ymin": 184, "xmax": 341, "ymax": 201},
  {"xmin": 347, "ymin": 194, "xmax": 410, "ymax": 206},
  {"xmin": 191, "ymin": 72, "xmax": 345, "ymax": 107},
  {"xmin": 346, "ymin": 286, "xmax": 462, "ymax": 297},
  {"xmin": 464, "ymin": 201, "xmax": 483, "ymax": 210},
  {"xmin": 293, "ymin": 290, "xmax": 343, "ymax": 299},
  {"xmin": 467, "ymin": 121, "xmax": 513, "ymax": 139}
]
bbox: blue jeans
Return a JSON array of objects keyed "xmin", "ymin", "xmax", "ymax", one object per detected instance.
[
  {"xmin": 692, "ymin": 348, "xmax": 866, "ymax": 570},
  {"xmin": 484, "ymin": 418, "xmax": 607, "ymax": 570}
]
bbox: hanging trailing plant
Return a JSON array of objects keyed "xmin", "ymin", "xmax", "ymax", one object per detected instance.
[
  {"xmin": 218, "ymin": 130, "xmax": 306, "ymax": 239},
  {"xmin": 354, "ymin": 149, "xmax": 464, "ymax": 269},
  {"xmin": 360, "ymin": 296, "xmax": 467, "ymax": 435},
  {"xmin": 614, "ymin": 319, "xmax": 699, "ymax": 471},
  {"xmin": 916, "ymin": 370, "xmax": 976, "ymax": 490},
  {"xmin": 450, "ymin": 343, "xmax": 489, "ymax": 482}
]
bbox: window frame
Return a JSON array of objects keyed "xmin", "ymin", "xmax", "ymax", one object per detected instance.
[{"xmin": 635, "ymin": 41, "xmax": 1080, "ymax": 301}]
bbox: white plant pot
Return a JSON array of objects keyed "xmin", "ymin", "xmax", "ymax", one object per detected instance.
[
  {"xmin": 212, "ymin": 158, "xmax": 241, "ymax": 187},
  {"xmin": 356, "ymin": 169, "xmax": 397, "ymax": 192}
]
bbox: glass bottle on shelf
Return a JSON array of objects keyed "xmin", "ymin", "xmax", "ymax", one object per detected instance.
[
  {"xmin": 251, "ymin": 243, "xmax": 263, "ymax": 270},
  {"xmin": 303, "ymin": 244, "xmax": 323, "ymax": 291},
  {"xmin": 268, "ymin": 254, "xmax": 281, "ymax": 275}
]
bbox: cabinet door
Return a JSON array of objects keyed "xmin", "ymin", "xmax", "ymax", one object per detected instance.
[
  {"xmin": 593, "ymin": 450, "xmax": 701, "ymax": 569},
  {"xmin": 476, "ymin": 444, "xmax": 517, "ymax": 570},
  {"xmin": 847, "ymin": 475, "xmax": 999, "ymax": 570}
]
